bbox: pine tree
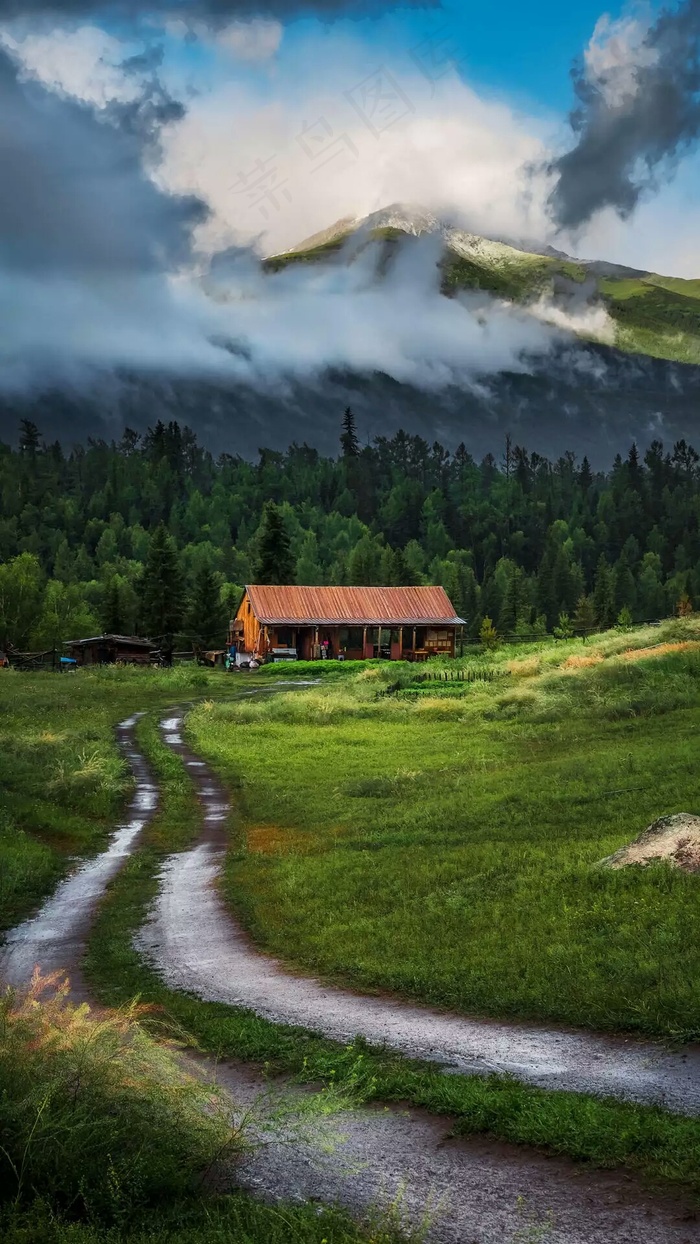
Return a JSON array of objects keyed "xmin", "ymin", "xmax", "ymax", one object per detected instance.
[
  {"xmin": 340, "ymin": 407, "xmax": 360, "ymax": 457},
  {"xmin": 348, "ymin": 534, "xmax": 381, "ymax": 586},
  {"xmin": 499, "ymin": 567, "xmax": 525, "ymax": 636},
  {"xmin": 593, "ymin": 555, "xmax": 616, "ymax": 629},
  {"xmin": 573, "ymin": 594, "xmax": 597, "ymax": 636},
  {"xmin": 18, "ymin": 419, "xmax": 41, "ymax": 458},
  {"xmin": 296, "ymin": 531, "xmax": 324, "ymax": 585},
  {"xmin": 381, "ymin": 546, "xmax": 408, "ymax": 586},
  {"xmin": 186, "ymin": 563, "xmax": 225, "ymax": 647},
  {"xmin": 255, "ymin": 502, "xmax": 295, "ymax": 585},
  {"xmin": 578, "ymin": 456, "xmax": 593, "ymax": 491},
  {"xmin": 102, "ymin": 577, "xmax": 125, "ymax": 634},
  {"xmin": 553, "ymin": 612, "xmax": 574, "ymax": 639},
  {"xmin": 139, "ymin": 523, "xmax": 183, "ymax": 643}
]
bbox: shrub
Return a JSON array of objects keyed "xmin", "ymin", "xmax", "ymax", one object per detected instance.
[{"xmin": 0, "ymin": 973, "xmax": 239, "ymax": 1226}]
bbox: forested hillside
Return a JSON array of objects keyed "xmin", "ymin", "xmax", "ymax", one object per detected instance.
[{"xmin": 1, "ymin": 414, "xmax": 698, "ymax": 650}]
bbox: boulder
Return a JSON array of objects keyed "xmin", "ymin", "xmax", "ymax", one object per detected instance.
[{"xmin": 598, "ymin": 813, "xmax": 700, "ymax": 873}]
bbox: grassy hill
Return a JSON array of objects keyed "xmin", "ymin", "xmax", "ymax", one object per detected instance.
[{"xmin": 263, "ymin": 206, "xmax": 700, "ymax": 366}]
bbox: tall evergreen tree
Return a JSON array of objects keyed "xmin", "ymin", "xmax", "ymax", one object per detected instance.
[
  {"xmin": 593, "ymin": 555, "xmax": 616, "ymax": 629},
  {"xmin": 186, "ymin": 563, "xmax": 226, "ymax": 647},
  {"xmin": 102, "ymin": 577, "xmax": 125, "ymax": 634},
  {"xmin": 296, "ymin": 531, "xmax": 324, "ymax": 585},
  {"xmin": 255, "ymin": 502, "xmax": 295, "ymax": 585},
  {"xmin": 573, "ymin": 593, "xmax": 596, "ymax": 636},
  {"xmin": 340, "ymin": 407, "xmax": 360, "ymax": 457},
  {"xmin": 19, "ymin": 419, "xmax": 41, "ymax": 458},
  {"xmin": 139, "ymin": 523, "xmax": 183, "ymax": 643}
]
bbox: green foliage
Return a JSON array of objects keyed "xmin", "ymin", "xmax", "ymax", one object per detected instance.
[
  {"xmin": 553, "ymin": 612, "xmax": 573, "ymax": 639},
  {"xmin": 0, "ymin": 554, "xmax": 44, "ymax": 648},
  {"xmin": 1, "ymin": 420, "xmax": 700, "ymax": 657},
  {"xmin": 139, "ymin": 524, "xmax": 183, "ymax": 645},
  {"xmin": 0, "ymin": 975, "xmax": 238, "ymax": 1223},
  {"xmin": 254, "ymin": 501, "xmax": 295, "ymax": 585},
  {"xmin": 185, "ymin": 563, "xmax": 226, "ymax": 648},
  {"xmin": 479, "ymin": 616, "xmax": 498, "ymax": 649}
]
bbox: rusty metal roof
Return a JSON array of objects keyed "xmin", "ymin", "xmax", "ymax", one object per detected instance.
[{"xmin": 245, "ymin": 585, "xmax": 464, "ymax": 626}]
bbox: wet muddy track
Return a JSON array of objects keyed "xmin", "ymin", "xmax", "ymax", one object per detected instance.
[
  {"xmin": 140, "ymin": 709, "xmax": 700, "ymax": 1118},
  {"xmin": 0, "ymin": 713, "xmax": 158, "ymax": 1002}
]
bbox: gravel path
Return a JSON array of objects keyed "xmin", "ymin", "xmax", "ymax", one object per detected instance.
[
  {"xmin": 137, "ymin": 710, "xmax": 700, "ymax": 1116},
  {"xmin": 0, "ymin": 714, "xmax": 157, "ymax": 1001},
  {"xmin": 203, "ymin": 1057, "xmax": 700, "ymax": 1244}
]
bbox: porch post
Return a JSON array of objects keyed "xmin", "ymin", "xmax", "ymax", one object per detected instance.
[
  {"xmin": 398, "ymin": 626, "xmax": 403, "ymax": 659},
  {"xmin": 363, "ymin": 626, "xmax": 367, "ymax": 658}
]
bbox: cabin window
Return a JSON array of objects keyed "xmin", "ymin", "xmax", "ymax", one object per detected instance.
[
  {"xmin": 275, "ymin": 628, "xmax": 295, "ymax": 647},
  {"xmin": 339, "ymin": 628, "xmax": 364, "ymax": 649}
]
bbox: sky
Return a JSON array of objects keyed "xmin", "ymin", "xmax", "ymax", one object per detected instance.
[
  {"xmin": 1, "ymin": 0, "xmax": 700, "ymax": 408},
  {"xmin": 3, "ymin": 0, "xmax": 698, "ymax": 271}
]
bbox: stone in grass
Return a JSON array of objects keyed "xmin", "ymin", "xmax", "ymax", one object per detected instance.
[{"xmin": 598, "ymin": 813, "xmax": 700, "ymax": 874}]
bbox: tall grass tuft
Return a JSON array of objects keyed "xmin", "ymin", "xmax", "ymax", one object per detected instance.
[{"xmin": 0, "ymin": 972, "xmax": 240, "ymax": 1226}]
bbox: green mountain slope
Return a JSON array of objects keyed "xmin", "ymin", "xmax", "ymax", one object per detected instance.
[{"xmin": 263, "ymin": 205, "xmax": 700, "ymax": 366}]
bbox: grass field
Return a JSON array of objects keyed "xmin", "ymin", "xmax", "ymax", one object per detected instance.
[
  {"xmin": 0, "ymin": 673, "xmax": 410, "ymax": 1244},
  {"xmin": 188, "ymin": 619, "xmax": 700, "ymax": 1041},
  {"xmin": 82, "ymin": 710, "xmax": 700, "ymax": 1201},
  {"xmin": 0, "ymin": 664, "xmax": 222, "ymax": 933}
]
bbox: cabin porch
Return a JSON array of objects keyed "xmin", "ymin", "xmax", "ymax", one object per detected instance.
[{"xmin": 257, "ymin": 624, "xmax": 457, "ymax": 662}]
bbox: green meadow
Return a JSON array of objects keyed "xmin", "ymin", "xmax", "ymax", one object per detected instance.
[
  {"xmin": 189, "ymin": 619, "xmax": 700, "ymax": 1041},
  {"xmin": 0, "ymin": 664, "xmax": 224, "ymax": 934},
  {"xmin": 4, "ymin": 620, "xmax": 700, "ymax": 1240}
]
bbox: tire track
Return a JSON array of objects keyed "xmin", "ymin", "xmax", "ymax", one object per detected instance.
[{"xmin": 0, "ymin": 713, "xmax": 157, "ymax": 1002}]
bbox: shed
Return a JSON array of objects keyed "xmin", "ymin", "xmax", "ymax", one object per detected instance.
[
  {"xmin": 64, "ymin": 635, "xmax": 158, "ymax": 666},
  {"xmin": 231, "ymin": 586, "xmax": 464, "ymax": 662}
]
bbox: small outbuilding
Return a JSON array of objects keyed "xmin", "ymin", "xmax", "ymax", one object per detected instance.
[
  {"xmin": 64, "ymin": 634, "xmax": 158, "ymax": 666},
  {"xmin": 231, "ymin": 585, "xmax": 464, "ymax": 662}
]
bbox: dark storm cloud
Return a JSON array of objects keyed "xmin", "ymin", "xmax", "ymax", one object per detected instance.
[
  {"xmin": 0, "ymin": 0, "xmax": 431, "ymax": 17},
  {"xmin": 549, "ymin": 0, "xmax": 700, "ymax": 230},
  {"xmin": 0, "ymin": 46, "xmax": 205, "ymax": 275}
]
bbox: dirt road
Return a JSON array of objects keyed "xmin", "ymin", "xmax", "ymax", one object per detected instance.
[{"xmin": 0, "ymin": 713, "xmax": 157, "ymax": 1001}]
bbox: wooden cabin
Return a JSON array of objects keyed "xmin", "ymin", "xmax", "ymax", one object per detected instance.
[
  {"xmin": 230, "ymin": 586, "xmax": 464, "ymax": 662},
  {"xmin": 64, "ymin": 634, "xmax": 158, "ymax": 666}
]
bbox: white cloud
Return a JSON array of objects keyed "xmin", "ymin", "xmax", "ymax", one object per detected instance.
[
  {"xmin": 164, "ymin": 16, "xmax": 282, "ymax": 61},
  {"xmin": 158, "ymin": 67, "xmax": 555, "ymax": 258},
  {"xmin": 0, "ymin": 24, "xmax": 142, "ymax": 107},
  {"xmin": 584, "ymin": 9, "xmax": 659, "ymax": 110},
  {"xmin": 215, "ymin": 20, "xmax": 283, "ymax": 61}
]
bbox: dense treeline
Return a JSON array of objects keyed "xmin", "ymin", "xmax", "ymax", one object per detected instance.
[{"xmin": 0, "ymin": 412, "xmax": 698, "ymax": 650}]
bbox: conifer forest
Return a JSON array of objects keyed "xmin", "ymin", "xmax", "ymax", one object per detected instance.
[{"xmin": 1, "ymin": 412, "xmax": 698, "ymax": 650}]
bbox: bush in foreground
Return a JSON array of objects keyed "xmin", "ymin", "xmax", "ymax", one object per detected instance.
[{"xmin": 0, "ymin": 972, "xmax": 238, "ymax": 1225}]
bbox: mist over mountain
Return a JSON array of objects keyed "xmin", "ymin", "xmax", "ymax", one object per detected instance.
[{"xmin": 3, "ymin": 204, "xmax": 699, "ymax": 465}]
